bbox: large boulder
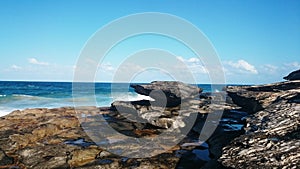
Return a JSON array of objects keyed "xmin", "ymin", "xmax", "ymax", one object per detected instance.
[
  {"xmin": 111, "ymin": 81, "xmax": 203, "ymax": 129},
  {"xmin": 130, "ymin": 81, "xmax": 202, "ymax": 107},
  {"xmin": 284, "ymin": 69, "xmax": 300, "ymax": 81}
]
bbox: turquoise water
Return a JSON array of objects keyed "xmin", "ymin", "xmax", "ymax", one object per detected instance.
[{"xmin": 0, "ymin": 81, "xmax": 218, "ymax": 116}]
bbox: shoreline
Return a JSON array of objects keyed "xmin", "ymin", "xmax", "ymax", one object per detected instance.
[
  {"xmin": 0, "ymin": 80, "xmax": 299, "ymax": 168},
  {"xmin": 0, "ymin": 80, "xmax": 292, "ymax": 117}
]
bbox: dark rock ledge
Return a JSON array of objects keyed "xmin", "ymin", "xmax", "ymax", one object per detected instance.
[
  {"xmin": 0, "ymin": 80, "xmax": 299, "ymax": 168},
  {"xmin": 220, "ymin": 80, "xmax": 300, "ymax": 168},
  {"xmin": 284, "ymin": 69, "xmax": 300, "ymax": 81}
]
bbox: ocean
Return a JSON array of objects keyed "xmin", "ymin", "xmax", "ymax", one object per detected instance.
[{"xmin": 0, "ymin": 81, "xmax": 216, "ymax": 116}]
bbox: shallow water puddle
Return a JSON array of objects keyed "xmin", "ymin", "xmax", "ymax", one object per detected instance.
[{"xmin": 64, "ymin": 138, "xmax": 95, "ymax": 147}]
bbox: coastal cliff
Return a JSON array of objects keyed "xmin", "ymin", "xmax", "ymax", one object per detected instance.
[{"xmin": 0, "ymin": 80, "xmax": 299, "ymax": 168}]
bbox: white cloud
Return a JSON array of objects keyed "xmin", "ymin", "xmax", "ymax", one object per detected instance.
[
  {"xmin": 176, "ymin": 56, "xmax": 185, "ymax": 62},
  {"xmin": 261, "ymin": 64, "xmax": 278, "ymax": 74},
  {"xmin": 187, "ymin": 57, "xmax": 200, "ymax": 63},
  {"xmin": 176, "ymin": 56, "xmax": 208, "ymax": 74},
  {"xmin": 98, "ymin": 63, "xmax": 114, "ymax": 72},
  {"xmin": 28, "ymin": 58, "xmax": 49, "ymax": 66},
  {"xmin": 11, "ymin": 64, "xmax": 22, "ymax": 71},
  {"xmin": 226, "ymin": 59, "xmax": 258, "ymax": 74}
]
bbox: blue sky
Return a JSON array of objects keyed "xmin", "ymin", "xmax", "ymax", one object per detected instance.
[{"xmin": 0, "ymin": 0, "xmax": 299, "ymax": 84}]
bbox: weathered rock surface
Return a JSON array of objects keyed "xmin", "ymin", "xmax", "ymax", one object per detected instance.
[
  {"xmin": 112, "ymin": 83, "xmax": 236, "ymax": 130},
  {"xmin": 111, "ymin": 82, "xmax": 203, "ymax": 129},
  {"xmin": 227, "ymin": 80, "xmax": 300, "ymax": 113},
  {"xmin": 111, "ymin": 99, "xmax": 200, "ymax": 129},
  {"xmin": 0, "ymin": 105, "xmax": 245, "ymax": 169},
  {"xmin": 220, "ymin": 80, "xmax": 300, "ymax": 168},
  {"xmin": 0, "ymin": 81, "xmax": 247, "ymax": 169},
  {"xmin": 0, "ymin": 107, "xmax": 183, "ymax": 168},
  {"xmin": 131, "ymin": 81, "xmax": 202, "ymax": 107},
  {"xmin": 284, "ymin": 69, "xmax": 300, "ymax": 81}
]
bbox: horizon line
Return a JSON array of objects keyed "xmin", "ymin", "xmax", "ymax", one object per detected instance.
[{"xmin": 0, "ymin": 79, "xmax": 256, "ymax": 85}]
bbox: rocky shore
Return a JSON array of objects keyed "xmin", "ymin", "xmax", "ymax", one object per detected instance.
[
  {"xmin": 221, "ymin": 80, "xmax": 300, "ymax": 168},
  {"xmin": 0, "ymin": 80, "xmax": 299, "ymax": 168}
]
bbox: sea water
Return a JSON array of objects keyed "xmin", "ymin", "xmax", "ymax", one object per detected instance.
[{"xmin": 0, "ymin": 81, "xmax": 215, "ymax": 116}]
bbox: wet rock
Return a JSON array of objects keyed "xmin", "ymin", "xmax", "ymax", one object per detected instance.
[
  {"xmin": 131, "ymin": 81, "xmax": 202, "ymax": 107},
  {"xmin": 284, "ymin": 69, "xmax": 300, "ymax": 81},
  {"xmin": 0, "ymin": 149, "xmax": 13, "ymax": 166},
  {"xmin": 175, "ymin": 150, "xmax": 207, "ymax": 169},
  {"xmin": 64, "ymin": 138, "xmax": 96, "ymax": 148},
  {"xmin": 191, "ymin": 110, "xmax": 246, "ymax": 160}
]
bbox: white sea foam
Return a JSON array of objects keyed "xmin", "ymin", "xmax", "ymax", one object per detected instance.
[
  {"xmin": 112, "ymin": 94, "xmax": 154, "ymax": 102},
  {"xmin": 12, "ymin": 94, "xmax": 35, "ymax": 98},
  {"xmin": 0, "ymin": 111, "xmax": 10, "ymax": 117},
  {"xmin": 0, "ymin": 107, "xmax": 15, "ymax": 117},
  {"xmin": 129, "ymin": 94, "xmax": 154, "ymax": 101}
]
